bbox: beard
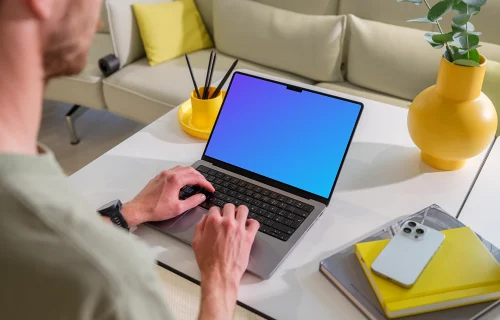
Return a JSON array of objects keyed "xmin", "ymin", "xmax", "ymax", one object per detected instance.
[
  {"xmin": 42, "ymin": 2, "xmax": 99, "ymax": 82},
  {"xmin": 43, "ymin": 38, "xmax": 88, "ymax": 81}
]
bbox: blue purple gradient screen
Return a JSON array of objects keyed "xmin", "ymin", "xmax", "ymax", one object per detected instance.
[{"xmin": 205, "ymin": 73, "xmax": 361, "ymax": 198}]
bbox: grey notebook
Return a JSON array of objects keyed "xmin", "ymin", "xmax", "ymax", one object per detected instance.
[{"xmin": 320, "ymin": 204, "xmax": 500, "ymax": 320}]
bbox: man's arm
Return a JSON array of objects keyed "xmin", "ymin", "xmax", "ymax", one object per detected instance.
[
  {"xmin": 99, "ymin": 166, "xmax": 258, "ymax": 319},
  {"xmin": 117, "ymin": 166, "xmax": 215, "ymax": 227},
  {"xmin": 199, "ymin": 275, "xmax": 238, "ymax": 320},
  {"xmin": 193, "ymin": 205, "xmax": 259, "ymax": 320}
]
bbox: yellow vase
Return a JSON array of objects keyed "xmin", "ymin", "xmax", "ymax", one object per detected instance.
[{"xmin": 408, "ymin": 56, "xmax": 498, "ymax": 171}]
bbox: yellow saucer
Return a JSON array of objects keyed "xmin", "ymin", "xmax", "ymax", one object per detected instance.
[{"xmin": 178, "ymin": 91, "xmax": 226, "ymax": 140}]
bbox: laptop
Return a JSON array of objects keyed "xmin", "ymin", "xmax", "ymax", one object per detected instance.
[{"xmin": 149, "ymin": 70, "xmax": 363, "ymax": 279}]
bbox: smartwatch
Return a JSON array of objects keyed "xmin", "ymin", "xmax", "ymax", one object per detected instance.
[{"xmin": 97, "ymin": 200, "xmax": 129, "ymax": 231}]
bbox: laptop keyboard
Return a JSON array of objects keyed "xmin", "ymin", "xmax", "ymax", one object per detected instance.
[{"xmin": 179, "ymin": 165, "xmax": 315, "ymax": 242}]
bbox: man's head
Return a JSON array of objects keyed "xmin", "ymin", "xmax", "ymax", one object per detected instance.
[{"xmin": 0, "ymin": 0, "xmax": 102, "ymax": 80}]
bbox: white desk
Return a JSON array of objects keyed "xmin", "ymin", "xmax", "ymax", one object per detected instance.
[
  {"xmin": 457, "ymin": 138, "xmax": 500, "ymax": 320},
  {"xmin": 459, "ymin": 138, "xmax": 500, "ymax": 247},
  {"xmin": 69, "ymin": 83, "xmax": 489, "ymax": 320}
]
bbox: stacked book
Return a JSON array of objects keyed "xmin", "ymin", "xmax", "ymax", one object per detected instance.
[{"xmin": 320, "ymin": 205, "xmax": 500, "ymax": 320}]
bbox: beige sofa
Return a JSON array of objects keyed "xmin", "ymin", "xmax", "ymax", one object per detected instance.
[{"xmin": 44, "ymin": 0, "xmax": 500, "ymax": 140}]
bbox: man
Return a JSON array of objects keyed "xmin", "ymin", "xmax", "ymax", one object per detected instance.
[{"xmin": 0, "ymin": 0, "xmax": 259, "ymax": 319}]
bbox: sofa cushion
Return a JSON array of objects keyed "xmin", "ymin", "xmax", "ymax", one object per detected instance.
[
  {"xmin": 339, "ymin": 0, "xmax": 433, "ymax": 32},
  {"xmin": 195, "ymin": 0, "xmax": 340, "ymax": 37},
  {"xmin": 214, "ymin": 0, "xmax": 346, "ymax": 82},
  {"xmin": 316, "ymin": 82, "xmax": 411, "ymax": 109},
  {"xmin": 346, "ymin": 15, "xmax": 500, "ymax": 102},
  {"xmin": 347, "ymin": 15, "xmax": 442, "ymax": 100},
  {"xmin": 254, "ymin": 0, "xmax": 339, "ymax": 15},
  {"xmin": 106, "ymin": 0, "xmax": 167, "ymax": 68},
  {"xmin": 44, "ymin": 33, "xmax": 113, "ymax": 110},
  {"xmin": 102, "ymin": 49, "xmax": 314, "ymax": 124},
  {"xmin": 339, "ymin": 0, "xmax": 500, "ymax": 45},
  {"xmin": 347, "ymin": 15, "xmax": 442, "ymax": 101}
]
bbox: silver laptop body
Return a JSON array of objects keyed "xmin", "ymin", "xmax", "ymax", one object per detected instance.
[{"xmin": 149, "ymin": 70, "xmax": 363, "ymax": 279}]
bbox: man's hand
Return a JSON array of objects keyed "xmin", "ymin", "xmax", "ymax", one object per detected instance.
[
  {"xmin": 121, "ymin": 166, "xmax": 215, "ymax": 227},
  {"xmin": 193, "ymin": 204, "xmax": 259, "ymax": 320}
]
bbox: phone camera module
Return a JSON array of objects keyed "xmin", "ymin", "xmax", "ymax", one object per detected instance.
[
  {"xmin": 408, "ymin": 221, "xmax": 417, "ymax": 227},
  {"xmin": 403, "ymin": 227, "xmax": 412, "ymax": 234},
  {"xmin": 416, "ymin": 228, "xmax": 425, "ymax": 235}
]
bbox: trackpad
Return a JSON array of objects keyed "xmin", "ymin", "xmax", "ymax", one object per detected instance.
[{"xmin": 149, "ymin": 207, "xmax": 206, "ymax": 241}]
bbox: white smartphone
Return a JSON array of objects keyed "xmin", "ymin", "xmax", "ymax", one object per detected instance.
[{"xmin": 371, "ymin": 220, "xmax": 445, "ymax": 288}]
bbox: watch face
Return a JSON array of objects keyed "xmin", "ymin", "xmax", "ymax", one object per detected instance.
[{"xmin": 97, "ymin": 200, "xmax": 121, "ymax": 213}]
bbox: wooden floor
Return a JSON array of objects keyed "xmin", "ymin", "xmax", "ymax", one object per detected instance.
[{"xmin": 39, "ymin": 100, "xmax": 264, "ymax": 320}]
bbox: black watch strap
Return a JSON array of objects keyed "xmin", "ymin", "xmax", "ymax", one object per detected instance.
[{"xmin": 97, "ymin": 200, "xmax": 129, "ymax": 231}]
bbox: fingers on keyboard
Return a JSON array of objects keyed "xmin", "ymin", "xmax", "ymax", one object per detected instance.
[{"xmin": 193, "ymin": 165, "xmax": 316, "ymax": 242}]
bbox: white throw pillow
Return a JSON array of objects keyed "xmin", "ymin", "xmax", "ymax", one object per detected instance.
[
  {"xmin": 106, "ymin": 0, "xmax": 169, "ymax": 67},
  {"xmin": 213, "ymin": 0, "xmax": 346, "ymax": 82}
]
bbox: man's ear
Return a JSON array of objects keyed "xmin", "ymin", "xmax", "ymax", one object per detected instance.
[{"xmin": 25, "ymin": 0, "xmax": 54, "ymax": 20}]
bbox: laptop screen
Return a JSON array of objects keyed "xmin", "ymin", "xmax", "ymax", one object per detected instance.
[{"xmin": 204, "ymin": 72, "xmax": 362, "ymax": 199}]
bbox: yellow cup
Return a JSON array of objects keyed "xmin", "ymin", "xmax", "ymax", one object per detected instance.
[{"xmin": 190, "ymin": 87, "xmax": 223, "ymax": 131}]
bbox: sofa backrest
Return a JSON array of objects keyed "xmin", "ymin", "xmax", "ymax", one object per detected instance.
[
  {"xmin": 206, "ymin": 0, "xmax": 499, "ymax": 103},
  {"xmin": 253, "ymin": 0, "xmax": 339, "ymax": 15},
  {"xmin": 101, "ymin": 0, "xmax": 499, "ymax": 101},
  {"xmin": 338, "ymin": 0, "xmax": 432, "ymax": 32},
  {"xmin": 100, "ymin": 0, "xmax": 500, "ymax": 45},
  {"xmin": 195, "ymin": 0, "xmax": 340, "ymax": 36},
  {"xmin": 196, "ymin": 0, "xmax": 500, "ymax": 46},
  {"xmin": 213, "ymin": 0, "xmax": 346, "ymax": 82},
  {"xmin": 337, "ymin": 0, "xmax": 500, "ymax": 46},
  {"xmin": 101, "ymin": 0, "xmax": 499, "ymax": 47}
]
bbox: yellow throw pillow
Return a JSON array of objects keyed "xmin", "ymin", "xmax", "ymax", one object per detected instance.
[
  {"xmin": 483, "ymin": 60, "xmax": 500, "ymax": 136},
  {"xmin": 133, "ymin": 0, "xmax": 213, "ymax": 66}
]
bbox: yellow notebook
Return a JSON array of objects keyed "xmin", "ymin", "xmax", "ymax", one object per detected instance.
[{"xmin": 354, "ymin": 227, "xmax": 500, "ymax": 319}]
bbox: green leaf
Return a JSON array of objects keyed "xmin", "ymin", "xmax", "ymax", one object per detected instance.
[
  {"xmin": 468, "ymin": 48, "xmax": 481, "ymax": 63},
  {"xmin": 432, "ymin": 32, "xmax": 455, "ymax": 43},
  {"xmin": 469, "ymin": 6, "xmax": 481, "ymax": 15},
  {"xmin": 452, "ymin": 13, "xmax": 473, "ymax": 25},
  {"xmin": 453, "ymin": 0, "xmax": 468, "ymax": 13},
  {"xmin": 454, "ymin": 33, "xmax": 480, "ymax": 48},
  {"xmin": 452, "ymin": 21, "xmax": 475, "ymax": 32},
  {"xmin": 453, "ymin": 1, "xmax": 481, "ymax": 13},
  {"xmin": 454, "ymin": 59, "xmax": 481, "ymax": 67},
  {"xmin": 407, "ymin": 17, "xmax": 438, "ymax": 23},
  {"xmin": 449, "ymin": 45, "xmax": 468, "ymax": 60},
  {"xmin": 397, "ymin": 0, "xmax": 423, "ymax": 4},
  {"xmin": 428, "ymin": 0, "xmax": 453, "ymax": 22},
  {"xmin": 458, "ymin": 44, "xmax": 482, "ymax": 54},
  {"xmin": 462, "ymin": 0, "xmax": 487, "ymax": 6},
  {"xmin": 424, "ymin": 32, "xmax": 444, "ymax": 48}
]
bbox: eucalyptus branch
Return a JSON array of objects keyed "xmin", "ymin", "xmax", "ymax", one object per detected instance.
[{"xmin": 423, "ymin": 0, "xmax": 454, "ymax": 61}]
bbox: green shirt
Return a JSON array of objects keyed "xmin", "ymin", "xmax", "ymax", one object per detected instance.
[{"xmin": 0, "ymin": 150, "xmax": 174, "ymax": 320}]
